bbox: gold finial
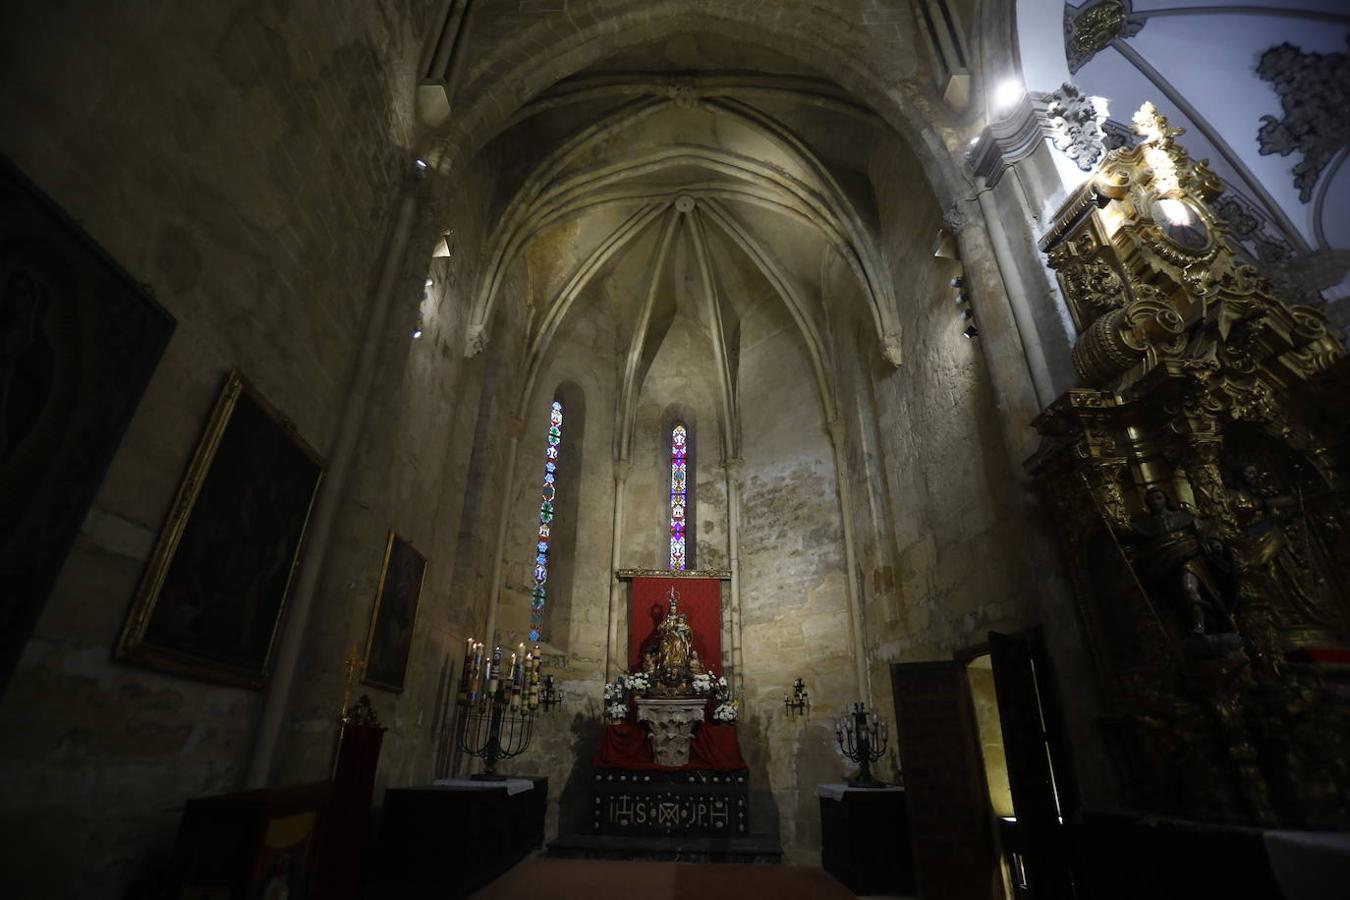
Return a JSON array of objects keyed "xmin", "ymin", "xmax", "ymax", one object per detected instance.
[{"xmin": 340, "ymin": 644, "xmax": 364, "ymax": 719}]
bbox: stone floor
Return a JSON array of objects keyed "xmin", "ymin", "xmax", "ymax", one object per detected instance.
[{"xmin": 468, "ymin": 856, "xmax": 912, "ymax": 899}]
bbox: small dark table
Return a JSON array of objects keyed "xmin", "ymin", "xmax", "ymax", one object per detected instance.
[
  {"xmin": 818, "ymin": 783, "xmax": 914, "ymax": 896},
  {"xmin": 372, "ymin": 776, "xmax": 547, "ymax": 898}
]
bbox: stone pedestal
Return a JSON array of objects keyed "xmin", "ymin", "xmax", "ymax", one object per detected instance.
[{"xmin": 634, "ymin": 698, "xmax": 705, "ymax": 767}]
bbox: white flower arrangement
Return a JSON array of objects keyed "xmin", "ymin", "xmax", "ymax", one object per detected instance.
[
  {"xmin": 714, "ymin": 675, "xmax": 730, "ymax": 699},
  {"xmin": 602, "ymin": 682, "xmax": 621, "ymax": 702},
  {"xmin": 605, "ymin": 702, "xmax": 628, "ymax": 721},
  {"xmin": 712, "ymin": 701, "xmax": 739, "ymax": 723},
  {"xmin": 623, "ymin": 672, "xmax": 650, "ymax": 694},
  {"xmin": 690, "ymin": 673, "xmax": 713, "ymax": 694}
]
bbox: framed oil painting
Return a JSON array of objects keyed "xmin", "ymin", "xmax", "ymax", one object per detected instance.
[
  {"xmin": 362, "ymin": 532, "xmax": 427, "ymax": 693},
  {"xmin": 0, "ymin": 156, "xmax": 175, "ymax": 695},
  {"xmin": 116, "ymin": 371, "xmax": 324, "ymax": 688}
]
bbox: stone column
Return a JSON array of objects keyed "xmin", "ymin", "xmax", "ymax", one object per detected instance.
[
  {"xmin": 723, "ymin": 456, "xmax": 745, "ymax": 698},
  {"xmin": 606, "ymin": 459, "xmax": 632, "ymax": 680},
  {"xmin": 245, "ymin": 186, "xmax": 421, "ymax": 789},
  {"xmin": 482, "ymin": 415, "xmax": 527, "ymax": 649},
  {"xmin": 827, "ymin": 418, "xmax": 870, "ymax": 704},
  {"xmin": 974, "ymin": 176, "xmax": 1057, "ymax": 407}
]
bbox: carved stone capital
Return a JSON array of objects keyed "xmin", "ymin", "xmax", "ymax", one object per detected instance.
[
  {"xmin": 465, "ymin": 323, "xmax": 488, "ymax": 357},
  {"xmin": 880, "ymin": 331, "xmax": 904, "ymax": 367},
  {"xmin": 635, "ymin": 698, "xmax": 707, "ymax": 767},
  {"xmin": 612, "ymin": 458, "xmax": 633, "ymax": 483}
]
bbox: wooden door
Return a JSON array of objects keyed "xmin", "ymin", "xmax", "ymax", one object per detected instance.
[
  {"xmin": 891, "ymin": 661, "xmax": 1002, "ymax": 900},
  {"xmin": 989, "ymin": 628, "xmax": 1078, "ymax": 899}
]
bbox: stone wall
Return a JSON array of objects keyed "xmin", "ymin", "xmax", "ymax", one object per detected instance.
[
  {"xmin": 0, "ymin": 1, "xmax": 1112, "ymax": 890},
  {"xmin": 0, "ymin": 2, "xmax": 450, "ymax": 894},
  {"xmin": 854, "ymin": 134, "xmax": 1042, "ymax": 735}
]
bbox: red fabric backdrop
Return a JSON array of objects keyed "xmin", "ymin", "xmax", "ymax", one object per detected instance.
[{"xmin": 629, "ymin": 577, "xmax": 721, "ymax": 674}]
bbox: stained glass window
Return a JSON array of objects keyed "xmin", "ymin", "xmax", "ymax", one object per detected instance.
[
  {"xmin": 669, "ymin": 424, "xmax": 688, "ymax": 570},
  {"xmin": 531, "ymin": 400, "xmax": 563, "ymax": 641}
]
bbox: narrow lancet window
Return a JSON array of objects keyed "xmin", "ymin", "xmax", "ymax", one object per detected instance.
[
  {"xmin": 531, "ymin": 400, "xmax": 563, "ymax": 641},
  {"xmin": 669, "ymin": 424, "xmax": 688, "ymax": 570}
]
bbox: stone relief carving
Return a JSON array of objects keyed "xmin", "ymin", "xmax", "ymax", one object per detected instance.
[
  {"xmin": 1102, "ymin": 118, "xmax": 1139, "ymax": 151},
  {"xmin": 1065, "ymin": 0, "xmax": 1145, "ymax": 74},
  {"xmin": 1256, "ymin": 40, "xmax": 1350, "ymax": 203},
  {"xmin": 1046, "ymin": 83, "xmax": 1109, "ymax": 171},
  {"xmin": 1212, "ymin": 185, "xmax": 1329, "ymax": 308}
]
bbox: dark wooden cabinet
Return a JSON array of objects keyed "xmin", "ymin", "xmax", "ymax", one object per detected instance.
[
  {"xmin": 166, "ymin": 781, "xmax": 332, "ymax": 898},
  {"xmin": 371, "ymin": 777, "xmax": 547, "ymax": 898},
  {"xmin": 819, "ymin": 785, "xmax": 915, "ymax": 896}
]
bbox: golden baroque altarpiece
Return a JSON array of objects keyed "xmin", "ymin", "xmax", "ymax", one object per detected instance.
[{"xmin": 1030, "ymin": 103, "xmax": 1350, "ymax": 829}]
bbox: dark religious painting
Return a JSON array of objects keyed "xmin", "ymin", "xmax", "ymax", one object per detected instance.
[
  {"xmin": 362, "ymin": 533, "xmax": 427, "ymax": 693},
  {"xmin": 0, "ymin": 157, "xmax": 175, "ymax": 695},
  {"xmin": 116, "ymin": 371, "xmax": 324, "ymax": 688}
]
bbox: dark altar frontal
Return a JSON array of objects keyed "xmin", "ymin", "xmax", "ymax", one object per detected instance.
[{"xmin": 592, "ymin": 768, "xmax": 749, "ymax": 837}]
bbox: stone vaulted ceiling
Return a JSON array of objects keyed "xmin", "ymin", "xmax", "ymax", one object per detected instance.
[{"xmin": 464, "ymin": 36, "xmax": 908, "ymax": 461}]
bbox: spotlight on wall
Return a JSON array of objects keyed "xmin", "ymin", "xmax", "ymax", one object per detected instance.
[
  {"xmin": 412, "ymin": 329, "xmax": 423, "ymax": 340},
  {"xmin": 955, "ymin": 282, "xmax": 978, "ymax": 338},
  {"xmin": 425, "ymin": 278, "xmax": 434, "ymax": 289},
  {"xmin": 950, "ymin": 277, "xmax": 964, "ymax": 289},
  {"xmin": 415, "ymin": 158, "xmax": 429, "ymax": 170},
  {"xmin": 993, "ymin": 79, "xmax": 1024, "ymax": 113}
]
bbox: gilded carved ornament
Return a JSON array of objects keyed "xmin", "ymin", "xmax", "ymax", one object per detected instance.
[{"xmin": 1029, "ymin": 101, "xmax": 1350, "ymax": 829}]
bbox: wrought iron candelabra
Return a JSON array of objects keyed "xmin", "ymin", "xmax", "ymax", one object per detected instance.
[
  {"xmin": 456, "ymin": 640, "xmax": 543, "ymax": 780},
  {"xmin": 835, "ymin": 702, "xmax": 889, "ymax": 788},
  {"xmin": 539, "ymin": 674, "xmax": 563, "ymax": 712}
]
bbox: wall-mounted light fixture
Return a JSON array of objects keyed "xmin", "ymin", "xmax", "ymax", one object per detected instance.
[
  {"xmin": 539, "ymin": 674, "xmax": 562, "ymax": 712},
  {"xmin": 784, "ymin": 678, "xmax": 809, "ymax": 717}
]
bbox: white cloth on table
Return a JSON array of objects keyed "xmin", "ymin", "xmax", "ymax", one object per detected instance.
[
  {"xmin": 815, "ymin": 782, "xmax": 905, "ymax": 801},
  {"xmin": 431, "ymin": 777, "xmax": 535, "ymax": 796},
  {"xmin": 1263, "ymin": 829, "xmax": 1350, "ymax": 900}
]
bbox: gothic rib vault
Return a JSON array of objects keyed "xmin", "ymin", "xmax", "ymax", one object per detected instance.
[{"xmin": 465, "ymin": 74, "xmax": 907, "ymax": 456}]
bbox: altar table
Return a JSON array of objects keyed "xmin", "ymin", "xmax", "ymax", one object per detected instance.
[
  {"xmin": 371, "ymin": 776, "xmax": 546, "ymax": 898},
  {"xmin": 817, "ymin": 783, "xmax": 914, "ymax": 896},
  {"xmin": 592, "ymin": 722, "xmax": 747, "ymax": 770}
]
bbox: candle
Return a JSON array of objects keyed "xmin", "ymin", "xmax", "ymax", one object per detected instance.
[
  {"xmin": 467, "ymin": 642, "xmax": 482, "ymax": 700},
  {"xmin": 487, "ymin": 646, "xmax": 501, "ymax": 696}
]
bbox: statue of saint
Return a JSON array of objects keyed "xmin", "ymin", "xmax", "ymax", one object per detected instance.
[
  {"xmin": 656, "ymin": 589, "xmax": 693, "ymax": 685},
  {"xmin": 1121, "ymin": 485, "xmax": 1233, "ymax": 636},
  {"xmin": 1228, "ymin": 460, "xmax": 1344, "ymax": 638}
]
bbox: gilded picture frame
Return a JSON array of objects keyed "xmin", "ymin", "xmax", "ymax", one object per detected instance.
[
  {"xmin": 115, "ymin": 370, "xmax": 324, "ymax": 688},
  {"xmin": 361, "ymin": 532, "xmax": 427, "ymax": 693}
]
